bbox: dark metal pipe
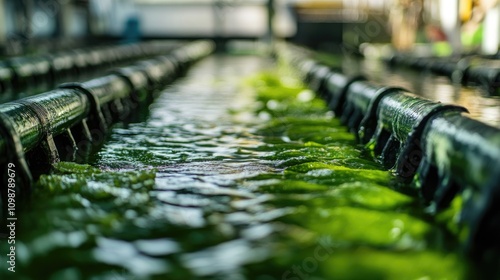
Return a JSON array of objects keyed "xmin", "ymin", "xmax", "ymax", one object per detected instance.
[
  {"xmin": 0, "ymin": 88, "xmax": 90, "ymax": 154},
  {"xmin": 385, "ymin": 53, "xmax": 500, "ymax": 94},
  {"xmin": 276, "ymin": 41, "xmax": 500, "ymax": 260}
]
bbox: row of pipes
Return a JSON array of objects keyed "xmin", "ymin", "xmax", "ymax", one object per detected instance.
[
  {"xmin": 0, "ymin": 40, "xmax": 184, "ymax": 102},
  {"xmin": 276, "ymin": 42, "xmax": 500, "ymax": 263},
  {"xmin": 385, "ymin": 53, "xmax": 500, "ymax": 94},
  {"xmin": 0, "ymin": 40, "xmax": 215, "ymax": 224},
  {"xmin": 1, "ymin": 38, "xmax": 498, "ymax": 264}
]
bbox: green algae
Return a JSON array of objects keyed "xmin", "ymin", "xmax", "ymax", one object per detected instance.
[
  {"xmin": 243, "ymin": 67, "xmax": 468, "ymax": 278},
  {"xmin": 257, "ymin": 181, "xmax": 414, "ymax": 212},
  {"xmin": 259, "ymin": 180, "xmax": 330, "ymax": 194},
  {"xmin": 0, "ymin": 162, "xmax": 166, "ymax": 279},
  {"xmin": 37, "ymin": 162, "xmax": 156, "ymax": 202},
  {"xmin": 35, "ymin": 162, "xmax": 157, "ymax": 220},
  {"xmin": 321, "ymin": 248, "xmax": 466, "ymax": 280},
  {"xmin": 327, "ymin": 182, "xmax": 414, "ymax": 210},
  {"xmin": 246, "ymin": 71, "xmax": 330, "ymax": 119},
  {"xmin": 1, "ymin": 56, "xmax": 470, "ymax": 279},
  {"xmin": 288, "ymin": 206, "xmax": 431, "ymax": 248},
  {"xmin": 436, "ymin": 196, "xmax": 469, "ymax": 243},
  {"xmin": 282, "ymin": 162, "xmax": 391, "ymax": 187}
]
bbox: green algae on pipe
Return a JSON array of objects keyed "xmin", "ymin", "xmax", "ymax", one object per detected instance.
[
  {"xmin": 0, "ymin": 88, "xmax": 89, "ymax": 154},
  {"xmin": 170, "ymin": 40, "xmax": 216, "ymax": 70},
  {"xmin": 419, "ymin": 112, "xmax": 500, "ymax": 198},
  {"xmin": 0, "ymin": 40, "xmax": 216, "ymax": 194},
  {"xmin": 416, "ymin": 110, "xmax": 500, "ymax": 258},
  {"xmin": 0, "ymin": 40, "xmax": 215, "ymax": 164}
]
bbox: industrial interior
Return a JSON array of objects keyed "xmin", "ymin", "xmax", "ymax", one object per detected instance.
[{"xmin": 0, "ymin": 0, "xmax": 499, "ymax": 279}]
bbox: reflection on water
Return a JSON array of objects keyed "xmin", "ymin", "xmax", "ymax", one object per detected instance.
[
  {"xmin": 3, "ymin": 55, "xmax": 477, "ymax": 279},
  {"xmin": 96, "ymin": 55, "xmax": 272, "ymax": 171},
  {"xmin": 354, "ymin": 58, "xmax": 500, "ymax": 127},
  {"xmin": 90, "ymin": 55, "xmax": 465, "ymax": 278}
]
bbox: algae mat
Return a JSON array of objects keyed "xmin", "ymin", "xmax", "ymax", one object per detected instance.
[{"xmin": 1, "ymin": 55, "xmax": 467, "ymax": 279}]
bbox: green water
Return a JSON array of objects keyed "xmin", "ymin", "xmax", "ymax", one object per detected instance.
[{"xmin": 1, "ymin": 55, "xmax": 467, "ymax": 279}]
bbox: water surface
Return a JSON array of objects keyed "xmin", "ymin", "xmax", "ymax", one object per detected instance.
[{"xmin": 3, "ymin": 55, "xmax": 468, "ymax": 279}]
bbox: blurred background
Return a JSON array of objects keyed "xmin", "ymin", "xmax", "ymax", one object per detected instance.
[{"xmin": 0, "ymin": 0, "xmax": 498, "ymax": 56}]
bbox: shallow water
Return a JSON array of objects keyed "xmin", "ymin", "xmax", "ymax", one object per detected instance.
[{"xmin": 2, "ymin": 55, "xmax": 469, "ymax": 279}]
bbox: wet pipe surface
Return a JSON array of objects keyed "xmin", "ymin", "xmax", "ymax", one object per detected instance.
[{"xmin": 1, "ymin": 55, "xmax": 469, "ymax": 279}]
